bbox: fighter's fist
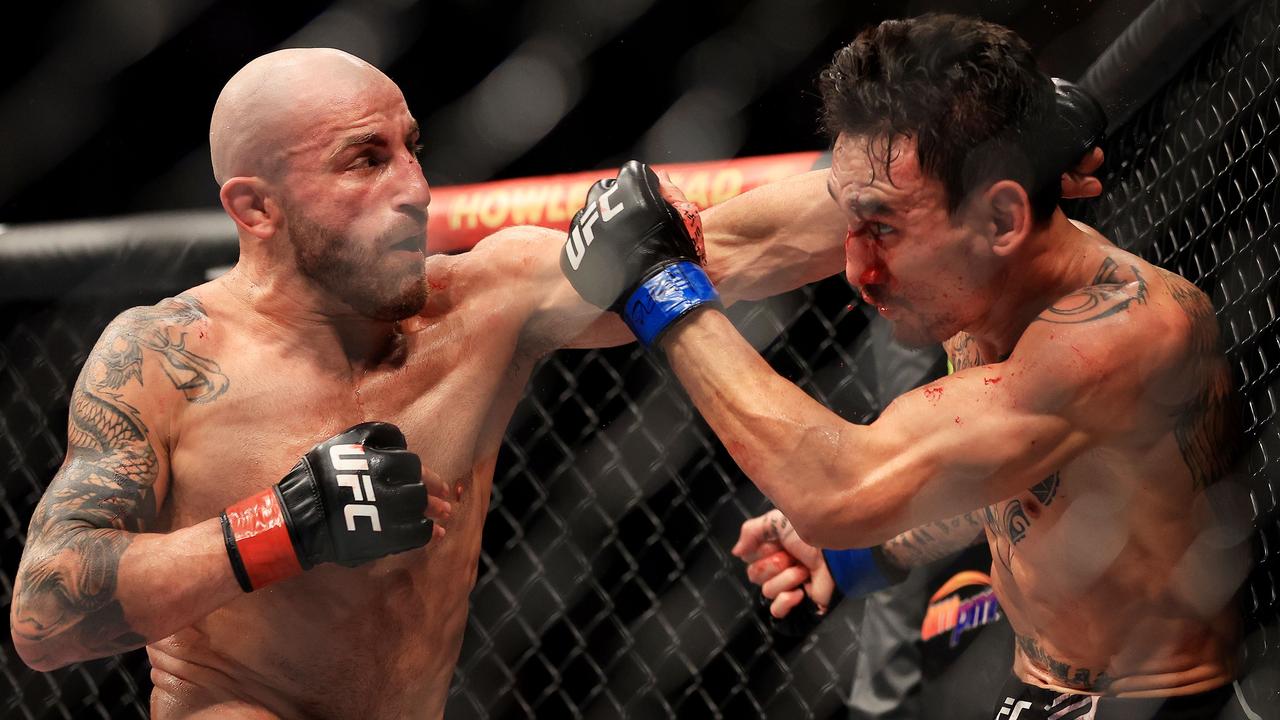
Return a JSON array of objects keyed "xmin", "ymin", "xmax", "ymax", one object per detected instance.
[
  {"xmin": 221, "ymin": 422, "xmax": 444, "ymax": 591},
  {"xmin": 1049, "ymin": 77, "xmax": 1107, "ymax": 200},
  {"xmin": 732, "ymin": 509, "xmax": 835, "ymax": 618},
  {"xmin": 559, "ymin": 161, "xmax": 720, "ymax": 346}
]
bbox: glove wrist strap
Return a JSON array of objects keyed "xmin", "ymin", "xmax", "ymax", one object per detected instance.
[
  {"xmin": 821, "ymin": 547, "xmax": 908, "ymax": 598},
  {"xmin": 221, "ymin": 487, "xmax": 304, "ymax": 592},
  {"xmin": 623, "ymin": 260, "xmax": 721, "ymax": 347}
]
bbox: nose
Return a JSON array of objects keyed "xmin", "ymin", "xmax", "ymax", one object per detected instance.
[
  {"xmin": 396, "ymin": 152, "xmax": 432, "ymax": 225},
  {"xmin": 843, "ymin": 228, "xmax": 888, "ymax": 287}
]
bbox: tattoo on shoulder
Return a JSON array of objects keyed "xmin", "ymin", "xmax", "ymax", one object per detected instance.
[
  {"xmin": 1036, "ymin": 257, "xmax": 1149, "ymax": 325},
  {"xmin": 10, "ymin": 295, "xmax": 225, "ymax": 661},
  {"xmin": 1016, "ymin": 633, "xmax": 1110, "ymax": 691},
  {"xmin": 1157, "ymin": 270, "xmax": 1240, "ymax": 490},
  {"xmin": 92, "ymin": 294, "xmax": 229, "ymax": 403}
]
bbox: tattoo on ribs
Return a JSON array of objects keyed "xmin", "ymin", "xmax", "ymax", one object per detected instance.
[
  {"xmin": 1016, "ymin": 633, "xmax": 1110, "ymax": 691},
  {"xmin": 12, "ymin": 295, "xmax": 226, "ymax": 660},
  {"xmin": 1037, "ymin": 257, "xmax": 1149, "ymax": 325},
  {"xmin": 1157, "ymin": 270, "xmax": 1240, "ymax": 490},
  {"xmin": 985, "ymin": 472, "xmax": 1059, "ymax": 572}
]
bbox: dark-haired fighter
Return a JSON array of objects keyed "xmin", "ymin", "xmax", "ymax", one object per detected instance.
[{"xmin": 561, "ymin": 15, "xmax": 1252, "ymax": 719}]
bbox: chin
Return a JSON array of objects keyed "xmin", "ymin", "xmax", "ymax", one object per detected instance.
[
  {"xmin": 355, "ymin": 276, "xmax": 428, "ymax": 322},
  {"xmin": 889, "ymin": 317, "xmax": 952, "ymax": 349}
]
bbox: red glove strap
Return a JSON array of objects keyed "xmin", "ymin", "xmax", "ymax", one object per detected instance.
[{"xmin": 225, "ymin": 488, "xmax": 303, "ymax": 590}]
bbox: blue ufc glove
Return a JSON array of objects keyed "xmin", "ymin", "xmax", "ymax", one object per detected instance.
[{"xmin": 559, "ymin": 161, "xmax": 720, "ymax": 347}]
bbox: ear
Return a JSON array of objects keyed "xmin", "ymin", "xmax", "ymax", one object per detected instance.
[
  {"xmin": 219, "ymin": 177, "xmax": 279, "ymax": 240},
  {"xmin": 982, "ymin": 180, "xmax": 1033, "ymax": 257}
]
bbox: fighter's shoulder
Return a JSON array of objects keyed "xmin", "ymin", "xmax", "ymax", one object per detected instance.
[
  {"xmin": 95, "ymin": 292, "xmax": 214, "ymax": 349},
  {"xmin": 1020, "ymin": 255, "xmax": 1202, "ymax": 378},
  {"xmin": 83, "ymin": 291, "xmax": 224, "ymax": 401},
  {"xmin": 434, "ymin": 225, "xmax": 565, "ymax": 287}
]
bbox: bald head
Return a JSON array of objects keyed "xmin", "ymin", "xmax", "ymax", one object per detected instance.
[{"xmin": 210, "ymin": 48, "xmax": 398, "ymax": 184}]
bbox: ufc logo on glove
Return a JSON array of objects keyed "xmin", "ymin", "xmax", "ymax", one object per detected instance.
[
  {"xmin": 564, "ymin": 183, "xmax": 624, "ymax": 270},
  {"xmin": 329, "ymin": 444, "xmax": 382, "ymax": 532}
]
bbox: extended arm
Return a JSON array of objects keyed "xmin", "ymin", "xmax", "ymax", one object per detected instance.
[{"xmin": 659, "ymin": 301, "xmax": 1148, "ymax": 548}]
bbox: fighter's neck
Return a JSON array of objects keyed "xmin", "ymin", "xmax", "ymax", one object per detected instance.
[
  {"xmin": 218, "ymin": 266, "xmax": 401, "ymax": 372},
  {"xmin": 960, "ymin": 211, "xmax": 1105, "ymax": 359}
]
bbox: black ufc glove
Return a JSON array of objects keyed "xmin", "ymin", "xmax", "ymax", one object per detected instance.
[
  {"xmin": 560, "ymin": 160, "xmax": 720, "ymax": 346},
  {"xmin": 220, "ymin": 422, "xmax": 433, "ymax": 591},
  {"xmin": 1042, "ymin": 77, "xmax": 1107, "ymax": 190}
]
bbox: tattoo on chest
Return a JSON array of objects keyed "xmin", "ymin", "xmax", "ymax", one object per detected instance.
[
  {"xmin": 1016, "ymin": 633, "xmax": 1110, "ymax": 691},
  {"xmin": 1157, "ymin": 270, "xmax": 1239, "ymax": 491},
  {"xmin": 985, "ymin": 472, "xmax": 1059, "ymax": 572},
  {"xmin": 1037, "ymin": 257, "xmax": 1149, "ymax": 325}
]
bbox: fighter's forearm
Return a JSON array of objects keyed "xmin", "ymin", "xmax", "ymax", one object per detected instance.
[
  {"xmin": 662, "ymin": 310, "xmax": 899, "ymax": 548},
  {"xmin": 878, "ymin": 510, "xmax": 986, "ymax": 569},
  {"xmin": 11, "ymin": 517, "xmax": 239, "ymax": 671},
  {"xmin": 702, "ymin": 170, "xmax": 846, "ymax": 305}
]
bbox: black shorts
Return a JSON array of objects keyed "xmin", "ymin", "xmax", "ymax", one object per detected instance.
[{"xmin": 991, "ymin": 676, "xmax": 1255, "ymax": 720}]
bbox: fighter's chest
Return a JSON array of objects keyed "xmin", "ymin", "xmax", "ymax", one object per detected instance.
[{"xmin": 163, "ymin": 327, "xmax": 519, "ymax": 522}]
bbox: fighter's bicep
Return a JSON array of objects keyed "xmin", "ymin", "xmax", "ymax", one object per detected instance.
[
  {"xmin": 473, "ymin": 225, "xmax": 633, "ymax": 354},
  {"xmin": 36, "ymin": 313, "xmax": 178, "ymax": 536},
  {"xmin": 865, "ymin": 363, "xmax": 1085, "ymax": 515}
]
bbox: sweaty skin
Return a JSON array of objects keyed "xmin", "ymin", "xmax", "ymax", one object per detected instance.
[{"xmin": 663, "ymin": 134, "xmax": 1245, "ymax": 698}]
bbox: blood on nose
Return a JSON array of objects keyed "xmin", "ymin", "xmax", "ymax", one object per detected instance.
[
  {"xmin": 844, "ymin": 229, "xmax": 889, "ymax": 286},
  {"xmin": 860, "ymin": 262, "xmax": 888, "ymax": 286}
]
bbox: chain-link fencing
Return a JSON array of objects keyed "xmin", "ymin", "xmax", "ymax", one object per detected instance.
[{"xmin": 3, "ymin": 0, "xmax": 1280, "ymax": 717}]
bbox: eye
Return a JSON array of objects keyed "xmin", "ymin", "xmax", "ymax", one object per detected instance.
[
  {"xmin": 348, "ymin": 153, "xmax": 384, "ymax": 170},
  {"xmin": 871, "ymin": 222, "xmax": 896, "ymax": 236}
]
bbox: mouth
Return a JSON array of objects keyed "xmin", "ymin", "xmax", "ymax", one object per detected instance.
[
  {"xmin": 389, "ymin": 232, "xmax": 425, "ymax": 254},
  {"xmin": 860, "ymin": 284, "xmax": 888, "ymax": 307}
]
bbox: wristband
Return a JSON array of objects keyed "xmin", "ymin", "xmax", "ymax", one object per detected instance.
[
  {"xmin": 822, "ymin": 546, "xmax": 908, "ymax": 598},
  {"xmin": 221, "ymin": 487, "xmax": 304, "ymax": 592},
  {"xmin": 622, "ymin": 260, "xmax": 721, "ymax": 347}
]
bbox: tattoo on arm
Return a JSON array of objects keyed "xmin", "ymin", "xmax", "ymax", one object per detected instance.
[
  {"xmin": 880, "ymin": 510, "xmax": 986, "ymax": 569},
  {"xmin": 1016, "ymin": 633, "xmax": 1110, "ymax": 691},
  {"xmin": 12, "ymin": 296, "xmax": 228, "ymax": 662},
  {"xmin": 1158, "ymin": 270, "xmax": 1240, "ymax": 490}
]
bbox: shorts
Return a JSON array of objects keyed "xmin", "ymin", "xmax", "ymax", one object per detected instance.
[{"xmin": 991, "ymin": 676, "xmax": 1256, "ymax": 720}]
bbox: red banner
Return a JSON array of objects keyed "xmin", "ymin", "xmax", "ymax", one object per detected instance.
[{"xmin": 426, "ymin": 152, "xmax": 824, "ymax": 253}]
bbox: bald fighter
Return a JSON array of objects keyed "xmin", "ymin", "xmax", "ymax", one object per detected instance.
[
  {"xmin": 7, "ymin": 48, "xmax": 630, "ymax": 718},
  {"xmin": 561, "ymin": 15, "xmax": 1252, "ymax": 719}
]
